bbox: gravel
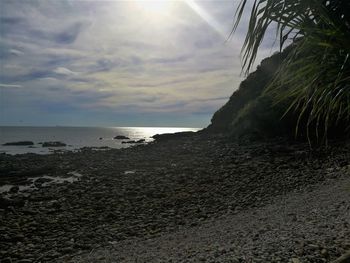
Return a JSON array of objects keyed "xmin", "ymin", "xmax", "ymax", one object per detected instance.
[
  {"xmin": 0, "ymin": 134, "xmax": 349, "ymax": 262},
  {"xmin": 69, "ymin": 175, "xmax": 350, "ymax": 263}
]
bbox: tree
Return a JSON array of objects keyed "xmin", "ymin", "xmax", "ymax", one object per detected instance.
[{"xmin": 232, "ymin": 0, "xmax": 350, "ymax": 142}]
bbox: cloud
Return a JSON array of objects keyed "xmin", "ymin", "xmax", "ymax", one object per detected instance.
[
  {"xmin": 0, "ymin": 0, "xmax": 277, "ymax": 127},
  {"xmin": 9, "ymin": 49, "xmax": 24, "ymax": 56},
  {"xmin": 27, "ymin": 22, "xmax": 86, "ymax": 45},
  {"xmin": 54, "ymin": 22, "xmax": 85, "ymax": 44},
  {"xmin": 53, "ymin": 67, "xmax": 78, "ymax": 76},
  {"xmin": 0, "ymin": 16, "xmax": 24, "ymax": 25},
  {"xmin": 0, "ymin": 83, "xmax": 22, "ymax": 88}
]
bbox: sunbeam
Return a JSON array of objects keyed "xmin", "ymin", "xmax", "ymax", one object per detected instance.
[{"xmin": 185, "ymin": 0, "xmax": 227, "ymax": 38}]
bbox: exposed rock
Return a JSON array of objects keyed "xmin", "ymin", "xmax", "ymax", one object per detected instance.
[
  {"xmin": 122, "ymin": 139, "xmax": 145, "ymax": 144},
  {"xmin": 122, "ymin": 140, "xmax": 136, "ymax": 144},
  {"xmin": 3, "ymin": 141, "xmax": 34, "ymax": 146},
  {"xmin": 114, "ymin": 135, "xmax": 130, "ymax": 140},
  {"xmin": 9, "ymin": 186, "xmax": 19, "ymax": 193},
  {"xmin": 42, "ymin": 141, "xmax": 66, "ymax": 147},
  {"xmin": 152, "ymin": 131, "xmax": 195, "ymax": 141}
]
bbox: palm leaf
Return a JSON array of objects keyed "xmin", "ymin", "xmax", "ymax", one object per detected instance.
[{"xmin": 232, "ymin": 0, "xmax": 350, "ymax": 142}]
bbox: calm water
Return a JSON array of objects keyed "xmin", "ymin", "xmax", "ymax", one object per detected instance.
[{"xmin": 0, "ymin": 126, "xmax": 200, "ymax": 155}]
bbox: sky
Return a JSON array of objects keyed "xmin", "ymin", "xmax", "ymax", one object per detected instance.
[{"xmin": 0, "ymin": 0, "xmax": 277, "ymax": 128}]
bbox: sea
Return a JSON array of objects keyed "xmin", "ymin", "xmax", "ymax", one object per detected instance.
[{"xmin": 0, "ymin": 126, "xmax": 201, "ymax": 155}]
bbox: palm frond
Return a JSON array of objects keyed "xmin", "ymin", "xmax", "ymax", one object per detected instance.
[{"xmin": 232, "ymin": 0, "xmax": 350, "ymax": 142}]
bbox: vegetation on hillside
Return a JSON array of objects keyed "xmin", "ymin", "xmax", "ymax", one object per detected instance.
[
  {"xmin": 207, "ymin": 50, "xmax": 285, "ymax": 132},
  {"xmin": 207, "ymin": 48, "xmax": 296, "ymax": 139},
  {"xmin": 232, "ymin": 0, "xmax": 350, "ymax": 142}
]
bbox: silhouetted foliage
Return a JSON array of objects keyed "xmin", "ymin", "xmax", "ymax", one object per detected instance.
[
  {"xmin": 208, "ymin": 49, "xmax": 288, "ymax": 131},
  {"xmin": 208, "ymin": 0, "xmax": 350, "ymax": 143}
]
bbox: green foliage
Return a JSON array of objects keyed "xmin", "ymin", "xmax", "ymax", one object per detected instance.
[
  {"xmin": 230, "ymin": 96, "xmax": 292, "ymax": 139},
  {"xmin": 233, "ymin": 0, "xmax": 350, "ymax": 142},
  {"xmin": 208, "ymin": 50, "xmax": 288, "ymax": 132}
]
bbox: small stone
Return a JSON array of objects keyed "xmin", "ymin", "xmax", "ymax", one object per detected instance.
[
  {"xmin": 290, "ymin": 258, "xmax": 301, "ymax": 263},
  {"xmin": 198, "ymin": 256, "xmax": 206, "ymax": 261},
  {"xmin": 320, "ymin": 248, "xmax": 328, "ymax": 257}
]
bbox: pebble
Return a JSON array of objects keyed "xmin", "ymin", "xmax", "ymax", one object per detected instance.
[{"xmin": 1, "ymin": 135, "xmax": 349, "ymax": 262}]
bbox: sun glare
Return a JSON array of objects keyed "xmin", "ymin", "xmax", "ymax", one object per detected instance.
[{"xmin": 136, "ymin": 0, "xmax": 174, "ymax": 13}]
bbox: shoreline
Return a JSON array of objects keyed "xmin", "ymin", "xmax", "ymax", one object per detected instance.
[
  {"xmin": 0, "ymin": 133, "xmax": 349, "ymax": 262},
  {"xmin": 0, "ymin": 126, "xmax": 200, "ymax": 156}
]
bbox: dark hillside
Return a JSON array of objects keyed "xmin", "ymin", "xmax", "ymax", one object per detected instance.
[
  {"xmin": 207, "ymin": 47, "xmax": 291, "ymax": 134},
  {"xmin": 206, "ymin": 45, "xmax": 349, "ymax": 141}
]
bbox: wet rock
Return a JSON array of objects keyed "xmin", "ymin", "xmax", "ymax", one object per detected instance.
[
  {"xmin": 122, "ymin": 139, "xmax": 145, "ymax": 144},
  {"xmin": 122, "ymin": 140, "xmax": 135, "ymax": 144},
  {"xmin": 3, "ymin": 141, "xmax": 34, "ymax": 146},
  {"xmin": 152, "ymin": 131, "xmax": 195, "ymax": 141},
  {"xmin": 114, "ymin": 135, "xmax": 130, "ymax": 140},
  {"xmin": 122, "ymin": 139, "xmax": 146, "ymax": 144},
  {"xmin": 34, "ymin": 177, "xmax": 52, "ymax": 187},
  {"xmin": 42, "ymin": 141, "xmax": 66, "ymax": 147}
]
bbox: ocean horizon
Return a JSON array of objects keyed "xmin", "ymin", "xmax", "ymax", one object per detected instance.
[{"xmin": 0, "ymin": 126, "xmax": 201, "ymax": 155}]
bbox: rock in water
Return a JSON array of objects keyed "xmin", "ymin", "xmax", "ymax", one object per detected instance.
[
  {"xmin": 122, "ymin": 140, "xmax": 136, "ymax": 144},
  {"xmin": 114, "ymin": 135, "xmax": 130, "ymax": 140},
  {"xmin": 42, "ymin": 141, "xmax": 66, "ymax": 147},
  {"xmin": 3, "ymin": 141, "xmax": 34, "ymax": 146},
  {"xmin": 121, "ymin": 139, "xmax": 145, "ymax": 144}
]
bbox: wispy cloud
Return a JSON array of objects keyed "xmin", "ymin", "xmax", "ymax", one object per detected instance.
[
  {"xmin": 0, "ymin": 83, "xmax": 22, "ymax": 88},
  {"xmin": 0, "ymin": 0, "xmax": 276, "ymax": 127}
]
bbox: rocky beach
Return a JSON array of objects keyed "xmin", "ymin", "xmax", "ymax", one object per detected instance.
[
  {"xmin": 2, "ymin": 0, "xmax": 350, "ymax": 262},
  {"xmin": 1, "ymin": 132, "xmax": 350, "ymax": 262}
]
